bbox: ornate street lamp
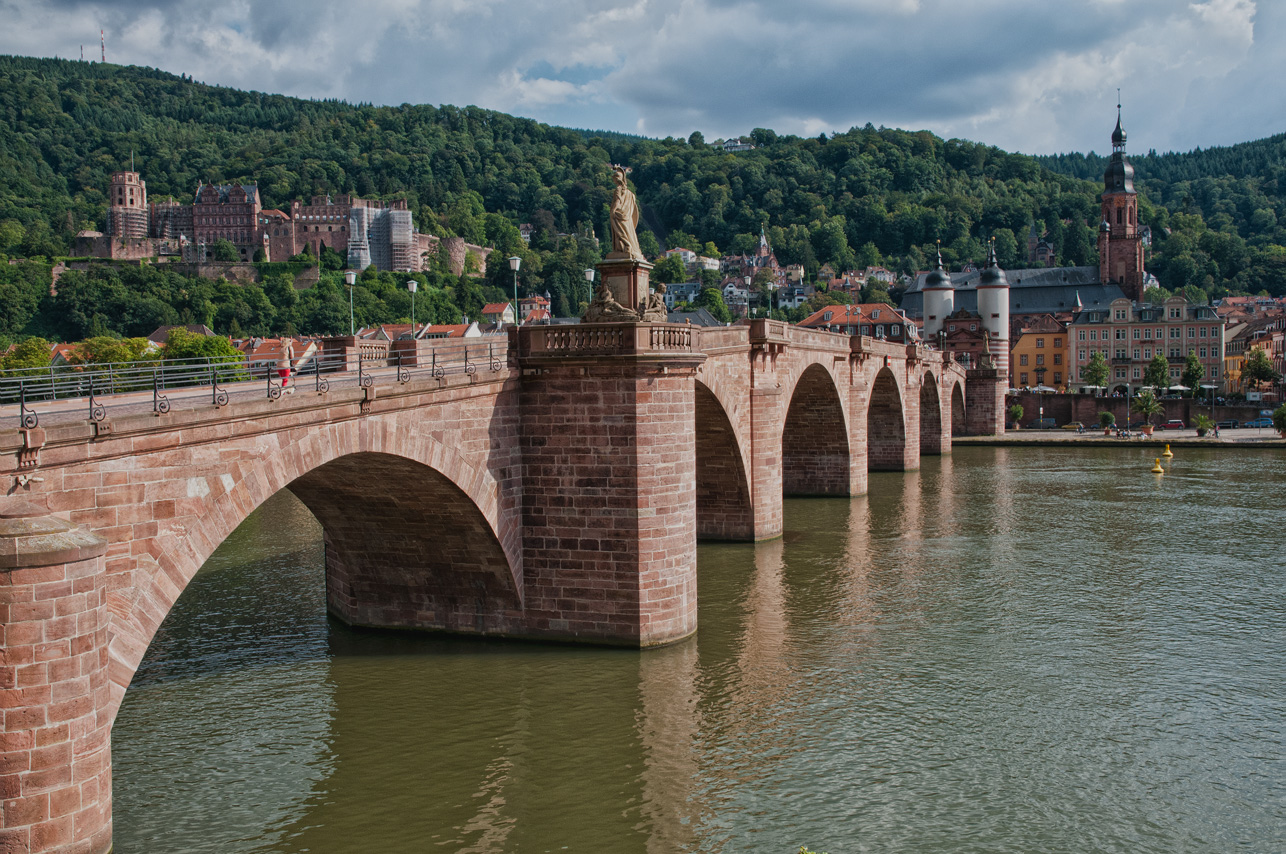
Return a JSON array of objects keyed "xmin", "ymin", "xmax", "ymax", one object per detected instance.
[
  {"xmin": 406, "ymin": 279, "xmax": 418, "ymax": 331},
  {"xmin": 509, "ymin": 256, "xmax": 522, "ymax": 326},
  {"xmin": 344, "ymin": 270, "xmax": 357, "ymax": 336}
]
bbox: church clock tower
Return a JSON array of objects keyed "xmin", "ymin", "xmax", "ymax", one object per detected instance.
[{"xmin": 1098, "ymin": 103, "xmax": 1145, "ymax": 301}]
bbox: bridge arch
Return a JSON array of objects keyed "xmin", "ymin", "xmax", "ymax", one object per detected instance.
[
  {"xmin": 867, "ymin": 367, "xmax": 906, "ymax": 471},
  {"xmin": 781, "ymin": 362, "xmax": 850, "ymax": 495},
  {"xmin": 107, "ymin": 417, "xmax": 520, "ymax": 719},
  {"xmin": 950, "ymin": 381, "xmax": 967, "ymax": 436},
  {"xmin": 694, "ymin": 381, "xmax": 754, "ymax": 540},
  {"xmin": 920, "ymin": 369, "xmax": 943, "ymax": 455}
]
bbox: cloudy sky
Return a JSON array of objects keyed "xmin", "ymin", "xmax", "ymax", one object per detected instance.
[{"xmin": 1, "ymin": 0, "xmax": 1280, "ymax": 155}]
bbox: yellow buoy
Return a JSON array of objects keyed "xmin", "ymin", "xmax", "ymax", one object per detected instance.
[
  {"xmin": 1151, "ymin": 458, "xmax": 1165, "ymax": 474},
  {"xmin": 1162, "ymin": 443, "xmax": 1174, "ymax": 458}
]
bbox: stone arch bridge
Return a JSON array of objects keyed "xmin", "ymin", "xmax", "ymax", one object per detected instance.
[{"xmin": 0, "ymin": 319, "xmax": 1002, "ymax": 853}]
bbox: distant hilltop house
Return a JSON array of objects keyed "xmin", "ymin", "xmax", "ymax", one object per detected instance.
[
  {"xmin": 78, "ymin": 169, "xmax": 491, "ymax": 275},
  {"xmin": 719, "ymin": 138, "xmax": 755, "ymax": 152}
]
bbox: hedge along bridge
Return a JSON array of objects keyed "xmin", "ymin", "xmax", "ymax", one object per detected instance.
[{"xmin": 0, "ymin": 318, "xmax": 1004, "ymax": 854}]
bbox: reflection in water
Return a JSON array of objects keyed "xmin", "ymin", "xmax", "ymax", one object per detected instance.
[{"xmin": 113, "ymin": 449, "xmax": 1286, "ymax": 853}]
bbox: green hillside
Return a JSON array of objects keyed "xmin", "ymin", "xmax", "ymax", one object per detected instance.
[{"xmin": 1, "ymin": 54, "xmax": 1283, "ymax": 345}]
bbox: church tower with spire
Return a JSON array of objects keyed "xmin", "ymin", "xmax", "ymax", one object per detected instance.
[{"xmin": 1098, "ymin": 102, "xmax": 1145, "ymax": 301}]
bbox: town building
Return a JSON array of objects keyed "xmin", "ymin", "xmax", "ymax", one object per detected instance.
[
  {"xmin": 798, "ymin": 303, "xmax": 915, "ymax": 342},
  {"xmin": 1069, "ymin": 295, "xmax": 1224, "ymax": 393},
  {"xmin": 1010, "ymin": 314, "xmax": 1069, "ymax": 390}
]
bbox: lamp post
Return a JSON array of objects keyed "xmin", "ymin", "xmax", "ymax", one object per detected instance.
[
  {"xmin": 344, "ymin": 270, "xmax": 357, "ymax": 336},
  {"xmin": 406, "ymin": 279, "xmax": 417, "ymax": 331},
  {"xmin": 584, "ymin": 268, "xmax": 595, "ymax": 311},
  {"xmin": 508, "ymin": 256, "xmax": 522, "ymax": 326}
]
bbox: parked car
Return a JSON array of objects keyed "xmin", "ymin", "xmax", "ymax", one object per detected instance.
[
  {"xmin": 1244, "ymin": 417, "xmax": 1273, "ymax": 428},
  {"xmin": 1159, "ymin": 419, "xmax": 1186, "ymax": 430},
  {"xmin": 1216, "ymin": 419, "xmax": 1240, "ymax": 429},
  {"xmin": 1030, "ymin": 417, "xmax": 1056, "ymax": 429},
  {"xmin": 1061, "ymin": 421, "xmax": 1085, "ymax": 430},
  {"xmin": 1128, "ymin": 420, "xmax": 1149, "ymax": 430}
]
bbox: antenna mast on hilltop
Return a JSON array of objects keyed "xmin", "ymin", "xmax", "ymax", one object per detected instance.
[{"xmin": 101, "ymin": 30, "xmax": 105, "ymax": 63}]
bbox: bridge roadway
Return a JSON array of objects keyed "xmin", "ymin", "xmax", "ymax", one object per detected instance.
[{"xmin": 0, "ymin": 319, "xmax": 1001, "ymax": 854}]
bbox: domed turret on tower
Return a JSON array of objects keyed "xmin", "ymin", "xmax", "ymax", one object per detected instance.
[
  {"xmin": 976, "ymin": 240, "xmax": 1010, "ymax": 374},
  {"xmin": 922, "ymin": 242, "xmax": 955, "ymax": 340}
]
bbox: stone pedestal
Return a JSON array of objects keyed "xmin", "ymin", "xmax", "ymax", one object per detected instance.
[
  {"xmin": 966, "ymin": 367, "xmax": 1007, "ymax": 436},
  {"xmin": 598, "ymin": 254, "xmax": 654, "ymax": 317},
  {"xmin": 516, "ymin": 324, "xmax": 704, "ymax": 646},
  {"xmin": 0, "ymin": 499, "xmax": 112, "ymax": 854}
]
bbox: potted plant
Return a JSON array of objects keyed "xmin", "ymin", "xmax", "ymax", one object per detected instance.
[
  {"xmin": 1098, "ymin": 411, "xmax": 1115, "ymax": 435},
  {"xmin": 1131, "ymin": 389, "xmax": 1162, "ymax": 436},
  {"xmin": 1273, "ymin": 403, "xmax": 1286, "ymax": 438},
  {"xmin": 1008, "ymin": 403, "xmax": 1024, "ymax": 430},
  {"xmin": 1193, "ymin": 414, "xmax": 1214, "ymax": 437}
]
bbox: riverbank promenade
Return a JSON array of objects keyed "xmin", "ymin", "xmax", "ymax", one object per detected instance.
[{"xmin": 956, "ymin": 426, "xmax": 1284, "ymax": 448}]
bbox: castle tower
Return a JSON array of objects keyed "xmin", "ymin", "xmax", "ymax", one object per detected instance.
[
  {"xmin": 1100, "ymin": 105, "xmax": 1145, "ymax": 300},
  {"xmin": 106, "ymin": 170, "xmax": 148, "ymax": 239},
  {"xmin": 921, "ymin": 242, "xmax": 954, "ymax": 341},
  {"xmin": 977, "ymin": 241, "xmax": 1010, "ymax": 375}
]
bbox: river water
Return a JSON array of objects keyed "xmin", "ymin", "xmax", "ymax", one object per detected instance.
[{"xmin": 113, "ymin": 446, "xmax": 1285, "ymax": 853}]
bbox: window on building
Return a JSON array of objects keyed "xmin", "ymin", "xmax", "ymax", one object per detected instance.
[
  {"xmin": 1036, "ymin": 354, "xmax": 1045, "ymax": 366},
  {"xmin": 1035, "ymin": 338, "xmax": 1044, "ymax": 348},
  {"xmin": 1090, "ymin": 330, "xmax": 1098, "ymax": 341},
  {"xmin": 1200, "ymin": 327, "xmax": 1207, "ymax": 338},
  {"xmin": 970, "ymin": 323, "xmax": 977, "ymax": 331},
  {"xmin": 1116, "ymin": 368, "xmax": 1126, "ymax": 378},
  {"xmin": 875, "ymin": 325, "xmax": 885, "ymax": 337},
  {"xmin": 1133, "ymin": 348, "xmax": 1141, "ymax": 359},
  {"xmin": 1132, "ymin": 367, "xmax": 1141, "ymax": 379},
  {"xmin": 1212, "ymin": 365, "xmax": 1219, "ymax": 377},
  {"xmin": 1078, "ymin": 349, "xmax": 1086, "ymax": 361},
  {"xmin": 1133, "ymin": 328, "xmax": 1141, "ymax": 339},
  {"xmin": 1116, "ymin": 349, "xmax": 1127, "ymax": 359},
  {"xmin": 892, "ymin": 325, "xmax": 900, "ymax": 335},
  {"xmin": 1020, "ymin": 354, "xmax": 1028, "ymax": 366},
  {"xmin": 1054, "ymin": 338, "xmax": 1062, "ymax": 348},
  {"xmin": 1116, "ymin": 329, "xmax": 1126, "ymax": 340},
  {"xmin": 1078, "ymin": 330, "xmax": 1086, "ymax": 341},
  {"xmin": 1053, "ymin": 353, "xmax": 1062, "ymax": 365},
  {"xmin": 1115, "ymin": 309, "xmax": 1126, "ymax": 320},
  {"xmin": 1021, "ymin": 373, "xmax": 1029, "ymax": 385},
  {"xmin": 1188, "ymin": 327, "xmax": 1195, "ymax": 338},
  {"xmin": 1143, "ymin": 329, "xmax": 1152, "ymax": 339}
]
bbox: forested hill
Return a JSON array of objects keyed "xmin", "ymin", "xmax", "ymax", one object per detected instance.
[
  {"xmin": 1036, "ymin": 133, "xmax": 1286, "ymax": 244},
  {"xmin": 2, "ymin": 53, "xmax": 1284, "ymax": 313}
]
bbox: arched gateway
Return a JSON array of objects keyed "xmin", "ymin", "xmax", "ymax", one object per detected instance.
[{"xmin": 0, "ymin": 319, "xmax": 990, "ymax": 852}]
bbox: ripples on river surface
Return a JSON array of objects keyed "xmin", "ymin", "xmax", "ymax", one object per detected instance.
[{"xmin": 114, "ymin": 446, "xmax": 1285, "ymax": 853}]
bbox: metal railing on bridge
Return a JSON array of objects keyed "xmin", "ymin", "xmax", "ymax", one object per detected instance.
[{"xmin": 3, "ymin": 338, "xmax": 509, "ymax": 429}]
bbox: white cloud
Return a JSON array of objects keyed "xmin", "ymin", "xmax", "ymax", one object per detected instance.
[{"xmin": 0, "ymin": 0, "xmax": 1277, "ymax": 154}]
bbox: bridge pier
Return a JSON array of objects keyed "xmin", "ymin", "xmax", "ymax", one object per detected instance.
[
  {"xmin": 516, "ymin": 325, "xmax": 705, "ymax": 647},
  {"xmin": 0, "ymin": 499, "xmax": 112, "ymax": 854}
]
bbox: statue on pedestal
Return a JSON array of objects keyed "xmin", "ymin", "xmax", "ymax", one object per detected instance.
[
  {"xmin": 640, "ymin": 283, "xmax": 668, "ymax": 322},
  {"xmin": 609, "ymin": 164, "xmax": 643, "ymax": 260},
  {"xmin": 584, "ymin": 278, "xmax": 639, "ymax": 322}
]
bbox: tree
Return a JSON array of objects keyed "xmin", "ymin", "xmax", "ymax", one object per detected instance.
[
  {"xmin": 1272, "ymin": 403, "xmax": 1286, "ymax": 436},
  {"xmin": 66, "ymin": 336, "xmax": 155, "ymax": 365},
  {"xmin": 687, "ymin": 131, "xmax": 705, "ymax": 148},
  {"xmin": 1, "ymin": 337, "xmax": 51, "ymax": 375},
  {"xmin": 1181, "ymin": 351, "xmax": 1205, "ymax": 393},
  {"xmin": 211, "ymin": 239, "xmax": 240, "ymax": 263},
  {"xmin": 638, "ymin": 229, "xmax": 661, "ymax": 259},
  {"xmin": 1131, "ymin": 389, "xmax": 1163, "ymax": 427},
  {"xmin": 1144, "ymin": 353, "xmax": 1171, "ymax": 390},
  {"xmin": 1008, "ymin": 404, "xmax": 1023, "ymax": 427},
  {"xmin": 1082, "ymin": 351, "xmax": 1110, "ymax": 390},
  {"xmin": 1241, "ymin": 347, "xmax": 1280, "ymax": 389},
  {"xmin": 693, "ymin": 288, "xmax": 731, "ymax": 323},
  {"xmin": 651, "ymin": 254, "xmax": 687, "ymax": 285}
]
